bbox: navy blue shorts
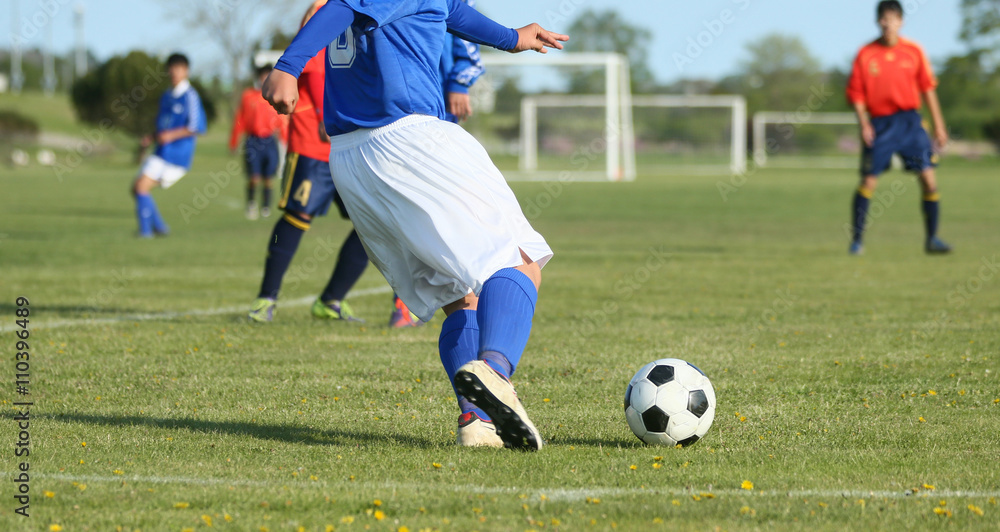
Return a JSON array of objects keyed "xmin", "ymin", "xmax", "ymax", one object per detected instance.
[
  {"xmin": 277, "ymin": 152, "xmax": 349, "ymax": 219},
  {"xmin": 861, "ymin": 110, "xmax": 937, "ymax": 177},
  {"xmin": 244, "ymin": 135, "xmax": 279, "ymax": 178}
]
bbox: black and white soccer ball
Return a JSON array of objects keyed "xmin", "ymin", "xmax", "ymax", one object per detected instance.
[{"xmin": 624, "ymin": 358, "xmax": 716, "ymax": 446}]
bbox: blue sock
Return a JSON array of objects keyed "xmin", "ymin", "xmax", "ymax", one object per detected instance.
[
  {"xmin": 320, "ymin": 230, "xmax": 368, "ymax": 302},
  {"xmin": 922, "ymin": 193, "xmax": 940, "ymax": 240},
  {"xmin": 439, "ymin": 309, "xmax": 489, "ymax": 421},
  {"xmin": 851, "ymin": 187, "xmax": 871, "ymax": 242},
  {"xmin": 476, "ymin": 267, "xmax": 538, "ymax": 378},
  {"xmin": 135, "ymin": 194, "xmax": 155, "ymax": 236},
  {"xmin": 147, "ymin": 196, "xmax": 168, "ymax": 233},
  {"xmin": 257, "ymin": 213, "xmax": 308, "ymax": 299}
]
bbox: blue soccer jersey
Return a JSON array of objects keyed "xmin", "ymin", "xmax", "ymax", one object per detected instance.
[
  {"xmin": 154, "ymin": 79, "xmax": 208, "ymax": 169},
  {"xmin": 274, "ymin": 0, "xmax": 517, "ymax": 136}
]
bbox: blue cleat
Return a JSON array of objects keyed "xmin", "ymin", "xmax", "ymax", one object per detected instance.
[
  {"xmin": 849, "ymin": 240, "xmax": 864, "ymax": 256},
  {"xmin": 925, "ymin": 237, "xmax": 952, "ymax": 255}
]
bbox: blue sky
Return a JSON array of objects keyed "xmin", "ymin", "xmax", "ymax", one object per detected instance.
[{"xmin": 4, "ymin": 0, "xmax": 968, "ymax": 82}]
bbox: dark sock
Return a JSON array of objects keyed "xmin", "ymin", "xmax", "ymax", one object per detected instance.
[
  {"xmin": 262, "ymin": 185, "xmax": 272, "ymax": 208},
  {"xmin": 852, "ymin": 187, "xmax": 872, "ymax": 242},
  {"xmin": 922, "ymin": 193, "xmax": 940, "ymax": 240},
  {"xmin": 247, "ymin": 183, "xmax": 256, "ymax": 205},
  {"xmin": 257, "ymin": 213, "xmax": 309, "ymax": 299},
  {"xmin": 320, "ymin": 230, "xmax": 368, "ymax": 302},
  {"xmin": 476, "ymin": 268, "xmax": 538, "ymax": 378}
]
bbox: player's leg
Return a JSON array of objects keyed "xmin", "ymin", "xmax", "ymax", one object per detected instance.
[
  {"xmin": 132, "ymin": 156, "xmax": 172, "ymax": 237},
  {"xmin": 900, "ymin": 113, "xmax": 950, "ymax": 254},
  {"xmin": 438, "ymin": 293, "xmax": 502, "ymax": 447},
  {"xmin": 851, "ymin": 115, "xmax": 894, "ymax": 254},
  {"xmin": 245, "ymin": 137, "xmax": 263, "ymax": 220},
  {"xmin": 246, "ymin": 175, "xmax": 262, "ymax": 220},
  {"xmin": 918, "ymin": 168, "xmax": 950, "ymax": 254},
  {"xmin": 312, "ymin": 193, "xmax": 368, "ymax": 322},
  {"xmin": 261, "ymin": 138, "xmax": 280, "ymax": 218},
  {"xmin": 249, "ymin": 153, "xmax": 321, "ymax": 322},
  {"xmin": 850, "ymin": 175, "xmax": 878, "ymax": 254}
]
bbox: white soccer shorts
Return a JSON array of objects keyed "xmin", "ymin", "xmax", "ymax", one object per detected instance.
[
  {"xmin": 139, "ymin": 155, "xmax": 188, "ymax": 189},
  {"xmin": 328, "ymin": 115, "xmax": 553, "ymax": 321}
]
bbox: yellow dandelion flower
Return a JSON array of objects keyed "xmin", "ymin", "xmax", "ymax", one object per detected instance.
[
  {"xmin": 918, "ymin": 417, "xmax": 926, "ymax": 423},
  {"xmin": 44, "ymin": 491, "xmax": 55, "ymax": 498},
  {"xmin": 933, "ymin": 507, "xmax": 952, "ymax": 517},
  {"xmin": 325, "ymin": 526, "xmax": 335, "ymax": 532},
  {"xmin": 691, "ymin": 494, "xmax": 701, "ymax": 501},
  {"xmin": 629, "ymin": 464, "xmax": 637, "ymax": 470},
  {"xmin": 113, "ymin": 469, "xmax": 124, "ymax": 475},
  {"xmin": 182, "ymin": 529, "xmax": 195, "ymax": 532},
  {"xmin": 49, "ymin": 526, "xmax": 63, "ymax": 532},
  {"xmin": 671, "ymin": 500, "xmax": 681, "ymax": 506},
  {"xmin": 652, "ymin": 463, "xmax": 661, "ymax": 469},
  {"xmin": 202, "ymin": 515, "xmax": 213, "ymax": 527},
  {"xmin": 174, "ymin": 502, "xmax": 190, "ymax": 509},
  {"xmin": 739, "ymin": 506, "xmax": 751, "ymax": 515},
  {"xmin": 81, "ymin": 442, "xmax": 87, "ymax": 447},
  {"xmin": 540, "ymin": 494, "xmax": 548, "ymax": 501},
  {"xmin": 310, "ymin": 475, "xmax": 318, "ymax": 481},
  {"xmin": 701, "ymin": 492, "xmax": 716, "ymax": 499},
  {"xmin": 224, "ymin": 514, "xmax": 233, "ymax": 522},
  {"xmin": 341, "ymin": 516, "xmax": 355, "ymax": 524},
  {"xmin": 993, "ymin": 398, "xmax": 1000, "ymax": 404},
  {"xmin": 928, "ymin": 390, "xmax": 937, "ymax": 396},
  {"xmin": 374, "ymin": 510, "xmax": 385, "ymax": 521},
  {"xmin": 741, "ymin": 480, "xmax": 754, "ymax": 490},
  {"xmin": 543, "ymin": 398, "xmax": 551, "ymax": 403},
  {"xmin": 923, "ymin": 483, "xmax": 935, "ymax": 490},
  {"xmin": 432, "ymin": 462, "xmax": 442, "ymax": 469},
  {"xmin": 968, "ymin": 504, "xmax": 984, "ymax": 516},
  {"xmin": 374, "ymin": 499, "xmax": 382, "ymax": 506},
  {"xmin": 78, "ymin": 484, "xmax": 87, "ymax": 491},
  {"xmin": 399, "ymin": 527, "xmax": 410, "ymax": 532},
  {"xmin": 298, "ymin": 527, "xmax": 306, "ymax": 532},
  {"xmin": 818, "ymin": 502, "xmax": 828, "ymax": 508},
  {"xmin": 653, "ymin": 456, "xmax": 663, "ymax": 461},
  {"xmin": 652, "ymin": 517, "xmax": 663, "ymax": 524},
  {"xmin": 79, "ymin": 460, "xmax": 85, "ymax": 464},
  {"xmin": 989, "ymin": 497, "xmax": 997, "ymax": 505},
  {"xmin": 940, "ymin": 500, "xmax": 948, "ymax": 506},
  {"xmin": 259, "ymin": 527, "xmax": 269, "ymax": 532}
]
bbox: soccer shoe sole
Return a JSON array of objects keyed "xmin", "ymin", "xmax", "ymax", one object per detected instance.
[
  {"xmin": 457, "ymin": 417, "xmax": 503, "ymax": 448},
  {"xmin": 454, "ymin": 361, "xmax": 542, "ymax": 451}
]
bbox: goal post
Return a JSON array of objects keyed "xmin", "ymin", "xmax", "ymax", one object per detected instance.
[
  {"xmin": 522, "ymin": 94, "xmax": 747, "ymax": 178},
  {"xmin": 482, "ymin": 52, "xmax": 634, "ymax": 181},
  {"xmin": 752, "ymin": 111, "xmax": 859, "ymax": 168}
]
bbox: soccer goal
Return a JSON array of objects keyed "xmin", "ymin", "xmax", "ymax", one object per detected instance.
[
  {"xmin": 522, "ymin": 94, "xmax": 747, "ymax": 179},
  {"xmin": 752, "ymin": 111, "xmax": 860, "ymax": 168}
]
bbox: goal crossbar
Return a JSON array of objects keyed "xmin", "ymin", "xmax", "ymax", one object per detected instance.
[
  {"xmin": 752, "ymin": 111, "xmax": 858, "ymax": 167},
  {"xmin": 522, "ymin": 94, "xmax": 747, "ymax": 177}
]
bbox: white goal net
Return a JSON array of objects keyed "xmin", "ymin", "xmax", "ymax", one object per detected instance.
[{"xmin": 752, "ymin": 111, "xmax": 861, "ymax": 168}]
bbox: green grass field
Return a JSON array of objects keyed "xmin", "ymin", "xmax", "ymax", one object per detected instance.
[{"xmin": 2, "ymin": 107, "xmax": 1000, "ymax": 531}]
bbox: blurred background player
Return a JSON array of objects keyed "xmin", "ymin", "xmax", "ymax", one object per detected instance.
[
  {"xmin": 389, "ymin": 0, "xmax": 486, "ymax": 329},
  {"xmin": 846, "ymin": 0, "xmax": 951, "ymax": 255},
  {"xmin": 264, "ymin": 0, "xmax": 566, "ymax": 450},
  {"xmin": 132, "ymin": 53, "xmax": 207, "ymax": 238},
  {"xmin": 230, "ymin": 65, "xmax": 288, "ymax": 220},
  {"xmin": 248, "ymin": 0, "xmax": 368, "ymax": 323}
]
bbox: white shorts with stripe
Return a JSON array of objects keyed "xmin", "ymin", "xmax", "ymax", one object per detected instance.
[{"xmin": 328, "ymin": 115, "xmax": 553, "ymax": 321}]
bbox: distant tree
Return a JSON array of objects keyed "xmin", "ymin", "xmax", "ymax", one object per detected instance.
[
  {"xmin": 727, "ymin": 34, "xmax": 828, "ymax": 114},
  {"xmin": 159, "ymin": 0, "xmax": 285, "ymax": 104},
  {"xmin": 564, "ymin": 10, "xmax": 655, "ymax": 93},
  {"xmin": 70, "ymin": 52, "xmax": 216, "ymax": 156},
  {"xmin": 935, "ymin": 50, "xmax": 1000, "ymax": 142},
  {"xmin": 960, "ymin": 0, "xmax": 1000, "ymax": 55}
]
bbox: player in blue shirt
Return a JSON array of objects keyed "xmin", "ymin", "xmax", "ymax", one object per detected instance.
[
  {"xmin": 388, "ymin": 0, "xmax": 486, "ymax": 330},
  {"xmin": 264, "ymin": 0, "xmax": 567, "ymax": 450},
  {"xmin": 132, "ymin": 53, "xmax": 207, "ymax": 238}
]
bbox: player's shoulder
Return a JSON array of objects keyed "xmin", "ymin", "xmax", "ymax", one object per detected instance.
[
  {"xmin": 897, "ymin": 37, "xmax": 928, "ymax": 57},
  {"xmin": 855, "ymin": 39, "xmax": 883, "ymax": 59}
]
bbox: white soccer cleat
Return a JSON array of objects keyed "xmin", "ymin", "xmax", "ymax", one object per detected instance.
[
  {"xmin": 454, "ymin": 360, "xmax": 542, "ymax": 451},
  {"xmin": 456, "ymin": 412, "xmax": 503, "ymax": 448}
]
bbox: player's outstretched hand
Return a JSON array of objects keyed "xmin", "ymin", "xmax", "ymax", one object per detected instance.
[
  {"xmin": 860, "ymin": 122, "xmax": 876, "ymax": 148},
  {"xmin": 510, "ymin": 23, "xmax": 568, "ymax": 54},
  {"xmin": 934, "ymin": 129, "xmax": 949, "ymax": 151},
  {"xmin": 262, "ymin": 70, "xmax": 299, "ymax": 115}
]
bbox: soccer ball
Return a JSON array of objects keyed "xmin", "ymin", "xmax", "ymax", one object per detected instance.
[{"xmin": 624, "ymin": 358, "xmax": 716, "ymax": 446}]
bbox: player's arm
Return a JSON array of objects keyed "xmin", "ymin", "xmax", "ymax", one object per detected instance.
[
  {"xmin": 229, "ymin": 93, "xmax": 248, "ymax": 153},
  {"xmin": 922, "ymin": 89, "xmax": 947, "ymax": 149},
  {"xmin": 265, "ymin": 2, "xmax": 356, "ymax": 114},
  {"xmin": 445, "ymin": 0, "xmax": 567, "ymax": 54},
  {"xmin": 446, "ymin": 32, "xmax": 484, "ymax": 121},
  {"xmin": 846, "ymin": 54, "xmax": 874, "ymax": 147},
  {"xmin": 300, "ymin": 61, "xmax": 330, "ymax": 142}
]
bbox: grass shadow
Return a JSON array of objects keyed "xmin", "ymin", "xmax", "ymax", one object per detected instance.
[{"xmin": 40, "ymin": 412, "xmax": 437, "ymax": 449}]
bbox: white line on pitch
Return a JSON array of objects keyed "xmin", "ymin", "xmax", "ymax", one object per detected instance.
[
  {"xmin": 22, "ymin": 473, "xmax": 1000, "ymax": 501},
  {"xmin": 0, "ymin": 285, "xmax": 394, "ymax": 333}
]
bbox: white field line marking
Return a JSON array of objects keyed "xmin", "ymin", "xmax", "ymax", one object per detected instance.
[
  {"xmin": 0, "ymin": 285, "xmax": 394, "ymax": 333},
  {"xmin": 21, "ymin": 473, "xmax": 1000, "ymax": 501}
]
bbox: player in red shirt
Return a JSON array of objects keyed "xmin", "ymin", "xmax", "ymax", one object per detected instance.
[
  {"xmin": 845, "ymin": 0, "xmax": 951, "ymax": 255},
  {"xmin": 248, "ymin": 0, "xmax": 369, "ymax": 323},
  {"xmin": 230, "ymin": 66, "xmax": 288, "ymax": 220}
]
